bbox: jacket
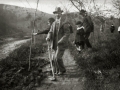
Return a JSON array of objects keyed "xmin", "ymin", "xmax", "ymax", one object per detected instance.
[
  {"xmin": 46, "ymin": 16, "xmax": 70, "ymax": 50},
  {"xmin": 75, "ymin": 26, "xmax": 85, "ymax": 42},
  {"xmin": 83, "ymin": 15, "xmax": 94, "ymax": 33},
  {"xmin": 110, "ymin": 25, "xmax": 115, "ymax": 31},
  {"xmin": 37, "ymin": 27, "xmax": 50, "ymax": 35}
]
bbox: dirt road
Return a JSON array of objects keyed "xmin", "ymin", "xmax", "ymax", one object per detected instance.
[
  {"xmin": 0, "ymin": 39, "xmax": 30, "ymax": 60},
  {"xmin": 36, "ymin": 49, "xmax": 84, "ymax": 90}
]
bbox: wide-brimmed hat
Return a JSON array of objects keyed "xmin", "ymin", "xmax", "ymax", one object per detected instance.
[
  {"xmin": 53, "ymin": 7, "xmax": 63, "ymax": 14},
  {"xmin": 79, "ymin": 9, "xmax": 86, "ymax": 14}
]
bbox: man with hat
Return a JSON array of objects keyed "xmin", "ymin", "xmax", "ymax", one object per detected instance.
[
  {"xmin": 46, "ymin": 7, "xmax": 70, "ymax": 75},
  {"xmin": 79, "ymin": 9, "xmax": 94, "ymax": 49}
]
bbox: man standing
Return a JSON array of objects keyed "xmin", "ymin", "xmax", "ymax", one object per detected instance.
[
  {"xmin": 79, "ymin": 9, "xmax": 94, "ymax": 49},
  {"xmin": 46, "ymin": 7, "xmax": 70, "ymax": 75}
]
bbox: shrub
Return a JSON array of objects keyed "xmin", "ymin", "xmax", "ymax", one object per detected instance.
[{"xmin": 0, "ymin": 39, "xmax": 49, "ymax": 90}]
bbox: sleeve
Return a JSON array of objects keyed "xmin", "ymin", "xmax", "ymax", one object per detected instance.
[
  {"xmin": 46, "ymin": 24, "xmax": 54, "ymax": 40},
  {"xmin": 87, "ymin": 16, "xmax": 93, "ymax": 26},
  {"xmin": 58, "ymin": 23, "xmax": 70, "ymax": 44},
  {"xmin": 37, "ymin": 27, "xmax": 50, "ymax": 34},
  {"xmin": 81, "ymin": 29, "xmax": 85, "ymax": 35},
  {"xmin": 83, "ymin": 18, "xmax": 88, "ymax": 32},
  {"xmin": 84, "ymin": 16, "xmax": 94, "ymax": 32},
  {"xmin": 113, "ymin": 26, "xmax": 115, "ymax": 30}
]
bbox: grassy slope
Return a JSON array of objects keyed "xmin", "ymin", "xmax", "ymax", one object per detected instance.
[{"xmin": 0, "ymin": 4, "xmax": 54, "ymax": 39}]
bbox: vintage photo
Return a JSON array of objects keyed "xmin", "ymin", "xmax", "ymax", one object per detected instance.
[{"xmin": 0, "ymin": 0, "xmax": 120, "ymax": 90}]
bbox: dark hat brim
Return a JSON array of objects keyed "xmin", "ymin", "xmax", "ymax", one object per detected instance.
[{"xmin": 53, "ymin": 10, "xmax": 63, "ymax": 14}]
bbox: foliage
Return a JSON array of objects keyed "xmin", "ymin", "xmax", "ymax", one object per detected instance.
[
  {"xmin": 69, "ymin": 16, "xmax": 120, "ymax": 89},
  {"xmin": 0, "ymin": 39, "xmax": 48, "ymax": 90}
]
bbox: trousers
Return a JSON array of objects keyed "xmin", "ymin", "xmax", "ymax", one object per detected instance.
[
  {"xmin": 52, "ymin": 46, "xmax": 66, "ymax": 73},
  {"xmin": 84, "ymin": 32, "xmax": 92, "ymax": 48}
]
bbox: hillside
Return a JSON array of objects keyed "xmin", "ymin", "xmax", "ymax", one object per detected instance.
[
  {"xmin": 0, "ymin": 4, "xmax": 54, "ymax": 39},
  {"xmin": 0, "ymin": 4, "xmax": 120, "ymax": 90}
]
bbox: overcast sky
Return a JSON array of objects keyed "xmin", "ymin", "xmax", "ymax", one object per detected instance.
[{"xmin": 0, "ymin": 0, "xmax": 113, "ymax": 14}]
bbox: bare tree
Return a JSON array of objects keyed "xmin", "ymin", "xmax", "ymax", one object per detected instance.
[
  {"xmin": 69, "ymin": 0, "xmax": 108, "ymax": 16},
  {"xmin": 69, "ymin": 0, "xmax": 86, "ymax": 12},
  {"xmin": 59, "ymin": 1, "xmax": 72, "ymax": 14},
  {"xmin": 112, "ymin": 0, "xmax": 120, "ymax": 24},
  {"xmin": 112, "ymin": 0, "xmax": 120, "ymax": 13},
  {"xmin": 69, "ymin": 0, "xmax": 107, "ymax": 33}
]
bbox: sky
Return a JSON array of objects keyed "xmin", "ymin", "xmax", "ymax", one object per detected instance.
[{"xmin": 0, "ymin": 0, "xmax": 115, "ymax": 15}]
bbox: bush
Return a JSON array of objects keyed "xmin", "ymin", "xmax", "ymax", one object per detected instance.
[
  {"xmin": 0, "ymin": 39, "xmax": 49, "ymax": 90},
  {"xmin": 69, "ymin": 17, "xmax": 120, "ymax": 89}
]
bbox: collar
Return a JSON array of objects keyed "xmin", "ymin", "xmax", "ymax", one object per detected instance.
[
  {"xmin": 77, "ymin": 26, "xmax": 84, "ymax": 30},
  {"xmin": 56, "ymin": 17, "xmax": 61, "ymax": 22}
]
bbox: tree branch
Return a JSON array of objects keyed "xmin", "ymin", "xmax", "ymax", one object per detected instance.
[{"xmin": 69, "ymin": 0, "xmax": 81, "ymax": 12}]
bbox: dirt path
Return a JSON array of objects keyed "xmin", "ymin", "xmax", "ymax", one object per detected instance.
[
  {"xmin": 36, "ymin": 49, "xmax": 84, "ymax": 90},
  {"xmin": 0, "ymin": 39, "xmax": 30, "ymax": 60}
]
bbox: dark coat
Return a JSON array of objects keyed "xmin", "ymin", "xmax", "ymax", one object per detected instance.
[
  {"xmin": 37, "ymin": 27, "xmax": 50, "ymax": 34},
  {"xmin": 110, "ymin": 25, "xmax": 115, "ymax": 33},
  {"xmin": 83, "ymin": 15, "xmax": 94, "ymax": 33},
  {"xmin": 46, "ymin": 16, "xmax": 70, "ymax": 50},
  {"xmin": 75, "ymin": 26, "xmax": 85, "ymax": 43}
]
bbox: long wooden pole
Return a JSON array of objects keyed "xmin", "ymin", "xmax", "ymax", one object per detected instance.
[
  {"xmin": 33, "ymin": 0, "xmax": 39, "ymax": 44},
  {"xmin": 28, "ymin": 0, "xmax": 39, "ymax": 71}
]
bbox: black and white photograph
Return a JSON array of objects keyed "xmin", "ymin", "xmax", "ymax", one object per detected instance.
[{"xmin": 0, "ymin": 0, "xmax": 120, "ymax": 90}]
